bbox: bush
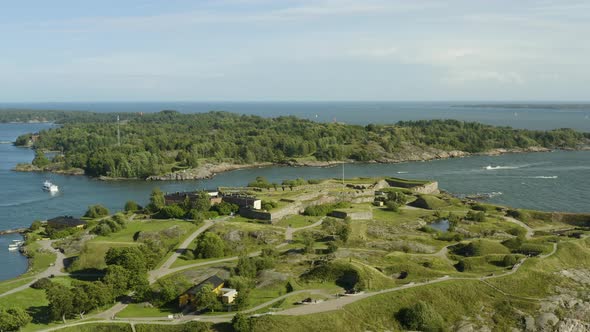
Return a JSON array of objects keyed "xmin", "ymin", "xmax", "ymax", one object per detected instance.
[
  {"xmin": 501, "ymin": 254, "xmax": 519, "ymax": 267},
  {"xmin": 124, "ymin": 200, "xmax": 140, "ymax": 212},
  {"xmin": 466, "ymin": 210, "xmax": 486, "ymax": 222},
  {"xmin": 261, "ymin": 200, "xmax": 278, "ymax": 211},
  {"xmin": 30, "ymin": 277, "xmax": 52, "ymax": 289},
  {"xmin": 186, "ymin": 209, "xmax": 205, "ymax": 223},
  {"xmin": 385, "ymin": 200, "xmax": 399, "ymax": 212},
  {"xmin": 507, "ymin": 209, "xmax": 529, "ymax": 222},
  {"xmin": 212, "ymin": 202, "xmax": 239, "ymax": 215},
  {"xmin": 157, "ymin": 205, "xmax": 186, "ymax": 219},
  {"xmin": 84, "ymin": 204, "xmax": 110, "ymax": 218},
  {"xmin": 396, "ymin": 301, "xmax": 445, "ymax": 332},
  {"xmin": 194, "ymin": 232, "xmax": 225, "ymax": 258},
  {"xmin": 304, "ymin": 202, "xmax": 349, "ymax": 216},
  {"xmin": 29, "ymin": 220, "xmax": 42, "ymax": 231}
]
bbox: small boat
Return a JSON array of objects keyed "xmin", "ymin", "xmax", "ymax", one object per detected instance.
[{"xmin": 42, "ymin": 180, "xmax": 59, "ymax": 193}]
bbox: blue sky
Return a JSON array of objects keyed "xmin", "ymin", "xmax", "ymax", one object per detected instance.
[{"xmin": 1, "ymin": 0, "xmax": 589, "ymax": 101}]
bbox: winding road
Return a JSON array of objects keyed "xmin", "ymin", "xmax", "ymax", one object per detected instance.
[{"xmin": 0, "ymin": 239, "xmax": 66, "ymax": 298}]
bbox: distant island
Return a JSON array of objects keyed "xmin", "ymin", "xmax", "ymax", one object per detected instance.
[
  {"xmin": 7, "ymin": 110, "xmax": 590, "ymax": 180},
  {"xmin": 453, "ymin": 103, "xmax": 590, "ymax": 110}
]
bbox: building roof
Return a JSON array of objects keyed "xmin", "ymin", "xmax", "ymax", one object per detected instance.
[
  {"xmin": 47, "ymin": 216, "xmax": 86, "ymax": 227},
  {"xmin": 186, "ymin": 275, "xmax": 225, "ymax": 295}
]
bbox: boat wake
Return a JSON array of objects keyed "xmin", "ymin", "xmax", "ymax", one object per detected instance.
[
  {"xmin": 396, "ymin": 171, "xmax": 409, "ymax": 174},
  {"xmin": 484, "ymin": 165, "xmax": 519, "ymax": 170},
  {"xmin": 0, "ymin": 141, "xmax": 11, "ymax": 144},
  {"xmin": 460, "ymin": 192, "xmax": 503, "ymax": 200},
  {"xmin": 528, "ymin": 176, "xmax": 558, "ymax": 179}
]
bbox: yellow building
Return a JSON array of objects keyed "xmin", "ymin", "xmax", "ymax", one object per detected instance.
[{"xmin": 179, "ymin": 275, "xmax": 225, "ymax": 308}]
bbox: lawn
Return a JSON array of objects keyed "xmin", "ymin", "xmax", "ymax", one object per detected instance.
[
  {"xmin": 116, "ymin": 303, "xmax": 178, "ymax": 318},
  {"xmin": 274, "ymin": 215, "xmax": 322, "ymax": 228},
  {"xmin": 0, "ymin": 277, "xmax": 35, "ymax": 294},
  {"xmin": 91, "ymin": 219, "xmax": 197, "ymax": 243}
]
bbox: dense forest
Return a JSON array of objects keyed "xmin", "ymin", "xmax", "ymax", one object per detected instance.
[{"xmin": 11, "ymin": 110, "xmax": 590, "ymax": 179}]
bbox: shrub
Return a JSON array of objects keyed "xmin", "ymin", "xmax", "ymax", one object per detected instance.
[
  {"xmin": 124, "ymin": 200, "xmax": 140, "ymax": 212},
  {"xmin": 194, "ymin": 232, "xmax": 225, "ymax": 258},
  {"xmin": 212, "ymin": 202, "xmax": 239, "ymax": 215},
  {"xmin": 261, "ymin": 200, "xmax": 278, "ymax": 211},
  {"xmin": 396, "ymin": 301, "xmax": 445, "ymax": 332},
  {"xmin": 157, "ymin": 205, "xmax": 186, "ymax": 219},
  {"xmin": 502, "ymin": 254, "xmax": 519, "ymax": 267},
  {"xmin": 466, "ymin": 210, "xmax": 486, "ymax": 222},
  {"xmin": 30, "ymin": 277, "xmax": 52, "ymax": 289},
  {"xmin": 84, "ymin": 204, "xmax": 110, "ymax": 218},
  {"xmin": 29, "ymin": 220, "xmax": 42, "ymax": 231}
]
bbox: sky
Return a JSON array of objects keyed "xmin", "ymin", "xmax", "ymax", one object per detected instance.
[{"xmin": 0, "ymin": 0, "xmax": 589, "ymax": 102}]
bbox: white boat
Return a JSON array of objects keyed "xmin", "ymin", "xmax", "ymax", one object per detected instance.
[{"xmin": 42, "ymin": 180, "xmax": 59, "ymax": 193}]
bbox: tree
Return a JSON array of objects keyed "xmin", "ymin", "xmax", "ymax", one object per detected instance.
[
  {"xmin": 84, "ymin": 204, "xmax": 110, "ymax": 218},
  {"xmin": 103, "ymin": 265, "xmax": 130, "ymax": 297},
  {"xmin": 193, "ymin": 283, "xmax": 221, "ymax": 312},
  {"xmin": 124, "ymin": 200, "xmax": 140, "ymax": 212},
  {"xmin": 157, "ymin": 205, "xmax": 186, "ymax": 219},
  {"xmin": 386, "ymin": 191, "xmax": 409, "ymax": 205},
  {"xmin": 32, "ymin": 149, "xmax": 50, "ymax": 167},
  {"xmin": 502, "ymin": 254, "xmax": 518, "ymax": 267},
  {"xmin": 0, "ymin": 307, "xmax": 32, "ymax": 332},
  {"xmin": 148, "ymin": 188, "xmax": 166, "ymax": 212},
  {"xmin": 29, "ymin": 220, "xmax": 42, "ymax": 231},
  {"xmin": 236, "ymin": 255, "xmax": 257, "ymax": 278},
  {"xmin": 232, "ymin": 313, "xmax": 252, "ymax": 332},
  {"xmin": 396, "ymin": 301, "xmax": 445, "ymax": 332},
  {"xmin": 193, "ymin": 191, "xmax": 211, "ymax": 212},
  {"xmin": 385, "ymin": 200, "xmax": 400, "ymax": 212},
  {"xmin": 194, "ymin": 232, "xmax": 225, "ymax": 258},
  {"xmin": 302, "ymin": 232, "xmax": 315, "ymax": 254},
  {"xmin": 46, "ymin": 283, "xmax": 74, "ymax": 323}
]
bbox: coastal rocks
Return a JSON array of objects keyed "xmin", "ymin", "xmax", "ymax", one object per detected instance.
[
  {"xmin": 13, "ymin": 163, "xmax": 84, "ymax": 175},
  {"xmin": 146, "ymin": 162, "xmax": 273, "ymax": 181},
  {"xmin": 481, "ymin": 146, "xmax": 551, "ymax": 156}
]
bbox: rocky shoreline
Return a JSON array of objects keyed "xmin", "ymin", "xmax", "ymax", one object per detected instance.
[{"xmin": 11, "ymin": 145, "xmax": 588, "ymax": 181}]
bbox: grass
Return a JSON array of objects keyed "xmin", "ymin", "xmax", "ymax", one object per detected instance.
[
  {"xmin": 0, "ymin": 277, "xmax": 35, "ymax": 294},
  {"xmin": 91, "ymin": 219, "xmax": 197, "ymax": 243},
  {"xmin": 250, "ymin": 279, "xmax": 536, "ymax": 332},
  {"xmin": 116, "ymin": 303, "xmax": 178, "ymax": 318},
  {"xmin": 0, "ymin": 287, "xmax": 47, "ymax": 310},
  {"xmin": 51, "ymin": 323, "xmax": 133, "ymax": 332},
  {"xmin": 274, "ymin": 215, "xmax": 322, "ymax": 228}
]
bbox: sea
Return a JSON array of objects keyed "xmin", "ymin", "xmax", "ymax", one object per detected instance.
[{"xmin": 0, "ymin": 101, "xmax": 589, "ymax": 280}]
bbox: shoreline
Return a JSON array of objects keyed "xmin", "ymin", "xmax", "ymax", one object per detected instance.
[{"xmin": 12, "ymin": 145, "xmax": 588, "ymax": 181}]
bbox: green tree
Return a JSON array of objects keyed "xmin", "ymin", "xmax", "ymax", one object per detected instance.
[
  {"xmin": 396, "ymin": 301, "xmax": 445, "ymax": 332},
  {"xmin": 193, "ymin": 283, "xmax": 221, "ymax": 312},
  {"xmin": 232, "ymin": 312, "xmax": 252, "ymax": 332},
  {"xmin": 103, "ymin": 265, "xmax": 130, "ymax": 297},
  {"xmin": 194, "ymin": 232, "xmax": 225, "ymax": 258},
  {"xmin": 46, "ymin": 283, "xmax": 74, "ymax": 323},
  {"xmin": 193, "ymin": 191, "xmax": 211, "ymax": 212},
  {"xmin": 0, "ymin": 307, "xmax": 32, "ymax": 332},
  {"xmin": 32, "ymin": 150, "xmax": 50, "ymax": 167},
  {"xmin": 84, "ymin": 204, "xmax": 110, "ymax": 218},
  {"xmin": 148, "ymin": 188, "xmax": 166, "ymax": 212},
  {"xmin": 236, "ymin": 255, "xmax": 257, "ymax": 278},
  {"xmin": 124, "ymin": 200, "xmax": 140, "ymax": 212},
  {"xmin": 29, "ymin": 220, "xmax": 42, "ymax": 231},
  {"xmin": 302, "ymin": 232, "xmax": 315, "ymax": 254},
  {"xmin": 385, "ymin": 200, "xmax": 400, "ymax": 212}
]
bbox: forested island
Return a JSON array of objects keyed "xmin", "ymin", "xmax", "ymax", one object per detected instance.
[{"xmin": 10, "ymin": 110, "xmax": 590, "ymax": 180}]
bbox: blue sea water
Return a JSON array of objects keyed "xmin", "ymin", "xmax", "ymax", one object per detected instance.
[
  {"xmin": 0, "ymin": 102, "xmax": 588, "ymax": 281},
  {"xmin": 1, "ymin": 101, "xmax": 590, "ymax": 131}
]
